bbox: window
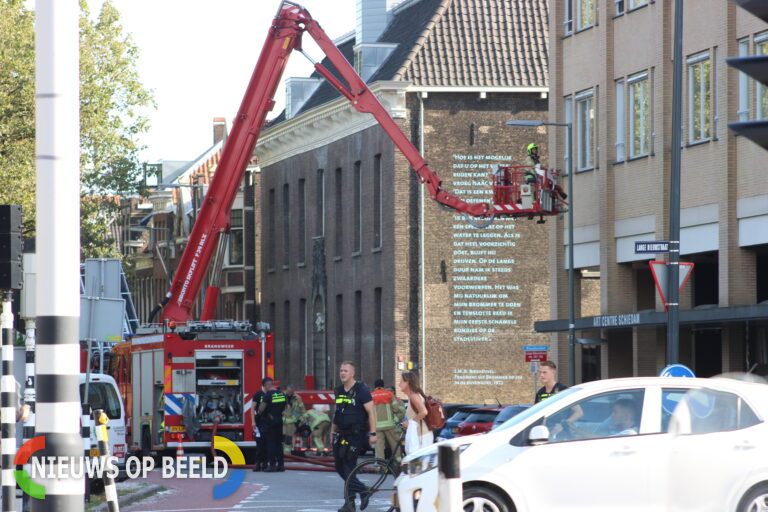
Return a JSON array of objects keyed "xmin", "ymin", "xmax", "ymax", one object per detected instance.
[
  {"xmin": 267, "ymin": 189, "xmax": 275, "ymax": 270},
  {"xmin": 353, "ymin": 161, "xmax": 361, "ymax": 253},
  {"xmin": 334, "ymin": 168, "xmax": 343, "ymax": 257},
  {"xmin": 228, "ymin": 209, "xmax": 244, "ymax": 265},
  {"xmin": 564, "ymin": 0, "xmax": 573, "ymax": 34},
  {"xmin": 298, "ymin": 179, "xmax": 306, "ymax": 264},
  {"xmin": 299, "ymin": 298, "xmax": 307, "ymax": 375},
  {"xmin": 576, "ymin": 90, "xmax": 595, "ymax": 170},
  {"xmin": 615, "ymin": 80, "xmax": 626, "ymax": 161},
  {"xmin": 545, "ymin": 389, "xmax": 646, "ymax": 442},
  {"xmin": 687, "ymin": 52, "xmax": 711, "ymax": 143},
  {"xmin": 565, "ymin": 95, "xmax": 573, "ymax": 172},
  {"xmin": 354, "ymin": 290, "xmax": 362, "ymax": 375},
  {"xmin": 373, "ymin": 154, "xmax": 382, "ymax": 249},
  {"xmin": 374, "ymin": 287, "xmax": 382, "ymax": 377},
  {"xmin": 738, "ymin": 38, "xmax": 750, "ymax": 122},
  {"xmin": 283, "ymin": 300, "xmax": 291, "ymax": 373},
  {"xmin": 673, "ymin": 389, "xmax": 761, "ymax": 435},
  {"xmin": 615, "ymin": 0, "xmax": 624, "ymax": 15},
  {"xmin": 628, "ymin": 72, "xmax": 650, "ymax": 157},
  {"xmin": 629, "ymin": 0, "xmax": 648, "ymax": 9},
  {"xmin": 577, "ymin": 0, "xmax": 595, "ymax": 31},
  {"xmin": 335, "ymin": 294, "xmax": 343, "ymax": 368},
  {"xmin": 80, "ymin": 383, "xmax": 122, "ymax": 420},
  {"xmin": 756, "ymin": 35, "xmax": 768, "ymax": 120},
  {"xmin": 661, "ymin": 389, "xmax": 689, "ymax": 432},
  {"xmin": 282, "ymin": 183, "xmax": 290, "ymax": 267},
  {"xmin": 315, "ymin": 169, "xmax": 324, "ymax": 237}
]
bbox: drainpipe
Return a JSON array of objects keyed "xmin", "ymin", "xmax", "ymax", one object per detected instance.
[{"xmin": 418, "ymin": 92, "xmax": 427, "ymax": 390}]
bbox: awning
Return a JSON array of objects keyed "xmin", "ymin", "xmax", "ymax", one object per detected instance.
[{"xmin": 534, "ymin": 304, "xmax": 768, "ymax": 332}]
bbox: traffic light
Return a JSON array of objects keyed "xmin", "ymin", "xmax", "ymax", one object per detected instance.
[
  {"xmin": 727, "ymin": 1, "xmax": 768, "ymax": 149},
  {"xmin": 0, "ymin": 205, "xmax": 22, "ymax": 290}
]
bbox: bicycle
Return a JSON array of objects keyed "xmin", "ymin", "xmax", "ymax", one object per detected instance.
[{"xmin": 344, "ymin": 431, "xmax": 405, "ymax": 512}]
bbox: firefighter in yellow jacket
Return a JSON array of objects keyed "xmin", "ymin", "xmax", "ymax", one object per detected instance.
[
  {"xmin": 303, "ymin": 404, "xmax": 331, "ymax": 452},
  {"xmin": 371, "ymin": 379, "xmax": 405, "ymax": 462},
  {"xmin": 282, "ymin": 385, "xmax": 306, "ymax": 454}
]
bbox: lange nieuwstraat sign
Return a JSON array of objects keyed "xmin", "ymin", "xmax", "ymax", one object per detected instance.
[{"xmin": 634, "ymin": 241, "xmax": 670, "ymax": 254}]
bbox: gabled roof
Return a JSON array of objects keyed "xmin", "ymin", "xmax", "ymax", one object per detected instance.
[{"xmin": 270, "ymin": 0, "xmax": 548, "ymax": 124}]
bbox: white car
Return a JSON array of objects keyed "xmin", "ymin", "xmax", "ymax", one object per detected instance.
[{"xmin": 395, "ymin": 376, "xmax": 768, "ymax": 512}]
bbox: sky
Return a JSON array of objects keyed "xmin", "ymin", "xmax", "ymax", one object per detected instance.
[{"xmin": 86, "ymin": 0, "xmax": 357, "ymax": 163}]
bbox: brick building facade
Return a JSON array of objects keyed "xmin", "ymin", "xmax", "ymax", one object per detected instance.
[{"xmin": 258, "ymin": 0, "xmax": 552, "ymax": 402}]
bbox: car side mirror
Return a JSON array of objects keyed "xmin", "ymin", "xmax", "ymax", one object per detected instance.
[{"xmin": 527, "ymin": 425, "xmax": 550, "ymax": 445}]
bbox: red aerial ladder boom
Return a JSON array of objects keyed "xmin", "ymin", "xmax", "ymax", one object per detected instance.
[{"xmin": 155, "ymin": 1, "xmax": 560, "ymax": 324}]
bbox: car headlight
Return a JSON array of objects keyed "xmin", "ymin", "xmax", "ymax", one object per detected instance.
[{"xmin": 404, "ymin": 444, "xmax": 471, "ymax": 476}]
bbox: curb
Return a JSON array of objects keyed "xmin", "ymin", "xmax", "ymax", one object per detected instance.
[{"xmin": 90, "ymin": 483, "xmax": 166, "ymax": 512}]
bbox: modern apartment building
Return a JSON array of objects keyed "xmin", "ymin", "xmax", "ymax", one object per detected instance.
[{"xmin": 539, "ymin": 0, "xmax": 768, "ymax": 381}]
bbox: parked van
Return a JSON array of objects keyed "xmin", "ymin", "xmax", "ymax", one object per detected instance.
[{"xmin": 79, "ymin": 374, "xmax": 127, "ymax": 467}]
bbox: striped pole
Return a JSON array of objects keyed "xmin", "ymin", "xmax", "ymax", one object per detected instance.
[
  {"xmin": 33, "ymin": 0, "xmax": 83, "ymax": 510},
  {"xmin": 92, "ymin": 410, "xmax": 119, "ymax": 512},
  {"xmin": 2, "ymin": 292, "xmax": 17, "ymax": 512},
  {"xmin": 81, "ymin": 404, "xmax": 92, "ymax": 503},
  {"xmin": 22, "ymin": 319, "xmax": 36, "ymax": 512}
]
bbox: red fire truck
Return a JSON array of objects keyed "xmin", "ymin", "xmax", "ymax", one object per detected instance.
[{"xmin": 114, "ymin": 0, "xmax": 564, "ymax": 456}]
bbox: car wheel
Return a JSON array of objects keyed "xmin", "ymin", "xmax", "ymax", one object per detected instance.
[
  {"xmin": 462, "ymin": 486, "xmax": 510, "ymax": 512},
  {"xmin": 738, "ymin": 482, "xmax": 768, "ymax": 512}
]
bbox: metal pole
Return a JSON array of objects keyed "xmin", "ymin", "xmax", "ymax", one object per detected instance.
[
  {"xmin": 34, "ymin": 0, "xmax": 83, "ymax": 509},
  {"xmin": 1, "ymin": 292, "xmax": 17, "ymax": 512},
  {"xmin": 667, "ymin": 0, "xmax": 684, "ymax": 364},
  {"xmin": 567, "ymin": 123, "xmax": 576, "ymax": 386}
]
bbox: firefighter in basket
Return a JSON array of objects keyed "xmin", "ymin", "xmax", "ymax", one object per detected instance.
[{"xmin": 524, "ymin": 143, "xmax": 568, "ymax": 202}]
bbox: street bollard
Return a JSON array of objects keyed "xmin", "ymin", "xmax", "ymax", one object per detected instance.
[
  {"xmin": 437, "ymin": 445, "xmax": 462, "ymax": 512},
  {"xmin": 2, "ymin": 292, "xmax": 17, "ymax": 512},
  {"xmin": 92, "ymin": 409, "xmax": 119, "ymax": 512}
]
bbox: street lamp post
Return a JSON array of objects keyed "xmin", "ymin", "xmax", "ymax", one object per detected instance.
[{"xmin": 507, "ymin": 120, "xmax": 575, "ymax": 385}]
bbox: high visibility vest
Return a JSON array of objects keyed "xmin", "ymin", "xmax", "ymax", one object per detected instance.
[{"xmin": 371, "ymin": 389, "xmax": 397, "ymax": 429}]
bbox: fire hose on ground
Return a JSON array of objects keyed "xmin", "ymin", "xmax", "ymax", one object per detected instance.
[{"xmin": 209, "ymin": 421, "xmax": 337, "ymax": 471}]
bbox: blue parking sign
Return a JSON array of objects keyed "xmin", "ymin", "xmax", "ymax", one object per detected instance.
[{"xmin": 659, "ymin": 364, "xmax": 695, "ymax": 378}]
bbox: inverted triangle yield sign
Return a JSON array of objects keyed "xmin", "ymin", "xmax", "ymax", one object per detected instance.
[{"xmin": 649, "ymin": 260, "xmax": 695, "ymax": 311}]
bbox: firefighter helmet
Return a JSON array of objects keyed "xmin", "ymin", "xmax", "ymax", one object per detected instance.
[{"xmin": 527, "ymin": 143, "xmax": 538, "ymax": 155}]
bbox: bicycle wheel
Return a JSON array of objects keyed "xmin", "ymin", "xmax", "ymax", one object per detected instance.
[{"xmin": 344, "ymin": 457, "xmax": 399, "ymax": 512}]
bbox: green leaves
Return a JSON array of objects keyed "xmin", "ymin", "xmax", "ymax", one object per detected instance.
[{"xmin": 0, "ymin": 0, "xmax": 155, "ymax": 256}]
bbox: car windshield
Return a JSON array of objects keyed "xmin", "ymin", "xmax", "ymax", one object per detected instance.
[
  {"xmin": 450, "ymin": 410, "xmax": 472, "ymax": 422},
  {"xmin": 494, "ymin": 387, "xmax": 581, "ymax": 432},
  {"xmin": 494, "ymin": 406, "xmax": 529, "ymax": 424},
  {"xmin": 464, "ymin": 412, "xmax": 498, "ymax": 423}
]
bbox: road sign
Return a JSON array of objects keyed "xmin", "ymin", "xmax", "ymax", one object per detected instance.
[
  {"xmin": 635, "ymin": 241, "xmax": 670, "ymax": 254},
  {"xmin": 530, "ymin": 362, "xmax": 537, "ymax": 374},
  {"xmin": 649, "ymin": 260, "xmax": 695, "ymax": 311},
  {"xmin": 659, "ymin": 364, "xmax": 695, "ymax": 378},
  {"xmin": 525, "ymin": 351, "xmax": 548, "ymax": 362},
  {"xmin": 523, "ymin": 345, "xmax": 548, "ymax": 351}
]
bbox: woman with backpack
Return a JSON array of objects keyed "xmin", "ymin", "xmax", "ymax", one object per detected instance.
[{"xmin": 399, "ymin": 371, "xmax": 434, "ymax": 454}]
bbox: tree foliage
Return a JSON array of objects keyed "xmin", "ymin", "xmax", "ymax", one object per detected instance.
[{"xmin": 0, "ymin": 0, "xmax": 154, "ymax": 258}]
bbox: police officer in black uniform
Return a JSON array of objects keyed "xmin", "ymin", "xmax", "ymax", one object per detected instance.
[
  {"xmin": 252, "ymin": 378, "xmax": 270, "ymax": 471},
  {"xmin": 331, "ymin": 361, "xmax": 377, "ymax": 512},
  {"xmin": 259, "ymin": 381, "xmax": 287, "ymax": 472}
]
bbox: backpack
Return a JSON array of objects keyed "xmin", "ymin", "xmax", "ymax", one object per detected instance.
[{"xmin": 422, "ymin": 395, "xmax": 446, "ymax": 430}]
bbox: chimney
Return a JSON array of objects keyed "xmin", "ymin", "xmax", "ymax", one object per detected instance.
[
  {"xmin": 213, "ymin": 117, "xmax": 227, "ymax": 144},
  {"xmin": 356, "ymin": 0, "xmax": 388, "ymax": 44},
  {"xmin": 354, "ymin": 0, "xmax": 397, "ymax": 81}
]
